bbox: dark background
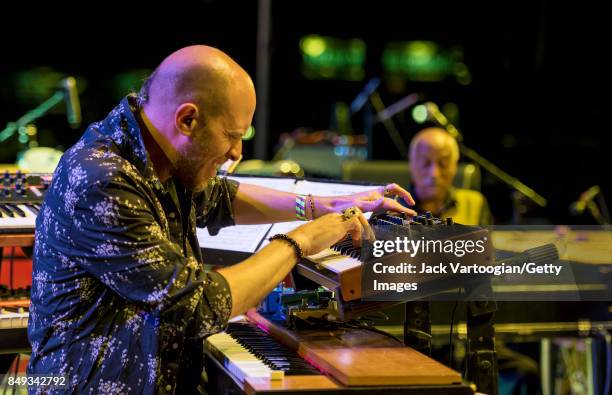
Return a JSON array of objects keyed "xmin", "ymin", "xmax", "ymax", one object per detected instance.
[{"xmin": 0, "ymin": 0, "xmax": 609, "ymax": 224}]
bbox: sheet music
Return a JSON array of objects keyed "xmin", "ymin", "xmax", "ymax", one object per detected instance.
[
  {"xmin": 256, "ymin": 221, "xmax": 304, "ymax": 251},
  {"xmin": 293, "ymin": 180, "xmax": 379, "ymax": 196},
  {"xmin": 227, "ymin": 175, "xmax": 297, "ymax": 193},
  {"xmin": 197, "ymin": 224, "xmax": 272, "ymax": 253},
  {"xmin": 200, "ymin": 177, "xmax": 379, "ymax": 253}
]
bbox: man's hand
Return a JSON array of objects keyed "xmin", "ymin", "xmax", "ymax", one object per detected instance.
[
  {"xmin": 287, "ymin": 210, "xmax": 373, "ymax": 256},
  {"xmin": 316, "ymin": 183, "xmax": 417, "ymax": 218}
]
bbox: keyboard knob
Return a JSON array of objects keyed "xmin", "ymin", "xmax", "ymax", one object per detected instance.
[
  {"xmin": 425, "ymin": 211, "xmax": 432, "ymax": 219},
  {"xmin": 446, "ymin": 217, "xmax": 454, "ymax": 225}
]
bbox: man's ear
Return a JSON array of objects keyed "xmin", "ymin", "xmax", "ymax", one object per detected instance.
[{"xmin": 175, "ymin": 103, "xmax": 199, "ymax": 137}]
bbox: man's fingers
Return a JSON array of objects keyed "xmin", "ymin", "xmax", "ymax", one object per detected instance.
[
  {"xmin": 382, "ymin": 199, "xmax": 418, "ymax": 217},
  {"xmin": 384, "ymin": 183, "xmax": 415, "ymax": 206},
  {"xmin": 346, "ymin": 216, "xmax": 363, "ymax": 248},
  {"xmin": 359, "ymin": 197, "xmax": 417, "ymax": 217},
  {"xmin": 356, "ymin": 212, "xmax": 376, "ymax": 241},
  {"xmin": 357, "ymin": 198, "xmax": 384, "ymax": 213}
]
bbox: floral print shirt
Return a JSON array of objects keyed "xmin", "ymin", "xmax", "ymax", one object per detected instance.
[{"xmin": 27, "ymin": 94, "xmax": 237, "ymax": 394}]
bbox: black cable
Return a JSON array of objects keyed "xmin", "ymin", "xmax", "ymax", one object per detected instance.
[
  {"xmin": 448, "ymin": 289, "xmax": 461, "ymax": 370},
  {"xmin": 304, "ymin": 316, "xmax": 403, "ymax": 344},
  {"xmin": 345, "ymin": 320, "xmax": 403, "ymax": 344}
]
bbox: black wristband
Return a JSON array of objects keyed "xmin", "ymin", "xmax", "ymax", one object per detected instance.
[{"xmin": 269, "ymin": 234, "xmax": 303, "ymax": 260}]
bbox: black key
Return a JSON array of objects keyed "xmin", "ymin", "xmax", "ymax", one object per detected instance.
[
  {"xmin": 0, "ymin": 204, "xmax": 14, "ymax": 217},
  {"xmin": 26, "ymin": 204, "xmax": 39, "ymax": 215},
  {"xmin": 7, "ymin": 204, "xmax": 26, "ymax": 217}
]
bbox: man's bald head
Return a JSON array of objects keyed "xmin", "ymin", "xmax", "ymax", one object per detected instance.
[
  {"xmin": 409, "ymin": 127, "xmax": 459, "ymax": 164},
  {"xmin": 409, "ymin": 127, "xmax": 459, "ymax": 202},
  {"xmin": 141, "ymin": 45, "xmax": 254, "ymax": 120},
  {"xmin": 138, "ymin": 45, "xmax": 256, "ymax": 192}
]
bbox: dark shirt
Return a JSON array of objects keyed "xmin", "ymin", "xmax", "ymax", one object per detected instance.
[{"xmin": 28, "ymin": 94, "xmax": 237, "ymax": 394}]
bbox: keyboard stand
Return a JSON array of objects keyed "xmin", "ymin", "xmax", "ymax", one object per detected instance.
[{"xmin": 402, "ymin": 280, "xmax": 499, "ymax": 395}]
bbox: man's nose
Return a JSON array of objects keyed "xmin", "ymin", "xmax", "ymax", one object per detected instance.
[
  {"xmin": 227, "ymin": 139, "xmax": 242, "ymax": 161},
  {"xmin": 427, "ymin": 164, "xmax": 441, "ymax": 178}
]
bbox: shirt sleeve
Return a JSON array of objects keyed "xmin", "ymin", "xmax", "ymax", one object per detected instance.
[
  {"xmin": 69, "ymin": 175, "xmax": 232, "ymax": 336},
  {"xmin": 194, "ymin": 176, "xmax": 240, "ymax": 235}
]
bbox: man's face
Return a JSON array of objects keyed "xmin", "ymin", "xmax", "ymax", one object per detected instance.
[
  {"xmin": 176, "ymin": 89, "xmax": 255, "ymax": 192},
  {"xmin": 410, "ymin": 141, "xmax": 457, "ymax": 202}
]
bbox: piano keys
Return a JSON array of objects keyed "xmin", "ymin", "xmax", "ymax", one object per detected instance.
[
  {"xmin": 206, "ymin": 321, "xmax": 320, "ymax": 384},
  {"xmin": 0, "ymin": 172, "xmax": 50, "ymax": 234},
  {"xmin": 295, "ymin": 214, "xmax": 493, "ymax": 319},
  {"xmin": 0, "ymin": 203, "xmax": 40, "ymax": 234},
  {"xmin": 0, "ymin": 302, "xmax": 29, "ymax": 329},
  {"xmin": 204, "ymin": 310, "xmax": 474, "ymax": 394},
  {"xmin": 0, "ymin": 299, "xmax": 30, "ymax": 351}
]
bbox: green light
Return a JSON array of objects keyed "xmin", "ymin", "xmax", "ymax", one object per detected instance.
[
  {"xmin": 300, "ymin": 35, "xmax": 326, "ymax": 57},
  {"xmin": 242, "ymin": 125, "xmax": 255, "ymax": 140},
  {"xmin": 14, "ymin": 68, "xmax": 65, "ymax": 105},
  {"xmin": 300, "ymin": 35, "xmax": 366, "ymax": 81},
  {"xmin": 412, "ymin": 105, "xmax": 428, "ymax": 124},
  {"xmin": 382, "ymin": 41, "xmax": 467, "ymax": 83}
]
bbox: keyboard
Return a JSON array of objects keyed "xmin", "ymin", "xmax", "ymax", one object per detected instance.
[
  {"xmin": 296, "ymin": 213, "xmax": 492, "ymax": 307},
  {"xmin": 0, "ymin": 172, "xmax": 50, "ymax": 234},
  {"xmin": 0, "ymin": 301, "xmax": 29, "ymax": 329},
  {"xmin": 206, "ymin": 321, "xmax": 319, "ymax": 384},
  {"xmin": 0, "ymin": 298, "xmax": 30, "ymax": 351}
]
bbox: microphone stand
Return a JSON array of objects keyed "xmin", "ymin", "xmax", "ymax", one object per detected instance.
[
  {"xmin": 349, "ymin": 77, "xmax": 409, "ymax": 160},
  {"xmin": 426, "ymin": 103, "xmax": 547, "ymax": 222},
  {"xmin": 0, "ymin": 90, "xmax": 65, "ymax": 143}
]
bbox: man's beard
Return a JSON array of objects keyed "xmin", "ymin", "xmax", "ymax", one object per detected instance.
[{"xmin": 174, "ymin": 136, "xmax": 212, "ymax": 192}]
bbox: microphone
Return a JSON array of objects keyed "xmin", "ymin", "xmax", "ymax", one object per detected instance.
[
  {"xmin": 350, "ymin": 77, "xmax": 381, "ymax": 114},
  {"xmin": 61, "ymin": 76, "xmax": 81, "ymax": 129},
  {"xmin": 569, "ymin": 185, "xmax": 601, "ymax": 215}
]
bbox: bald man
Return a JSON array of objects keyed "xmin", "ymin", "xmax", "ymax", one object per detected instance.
[
  {"xmin": 406, "ymin": 127, "xmax": 492, "ymax": 225},
  {"xmin": 27, "ymin": 46, "xmax": 416, "ymax": 393}
]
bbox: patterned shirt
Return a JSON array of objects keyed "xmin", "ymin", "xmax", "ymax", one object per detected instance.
[{"xmin": 27, "ymin": 94, "xmax": 237, "ymax": 394}]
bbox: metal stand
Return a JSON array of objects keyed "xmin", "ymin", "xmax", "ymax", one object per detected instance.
[
  {"xmin": 403, "ymin": 282, "xmax": 499, "ymax": 395},
  {"xmin": 465, "ymin": 281, "xmax": 498, "ymax": 395},
  {"xmin": 403, "ymin": 301, "xmax": 432, "ymax": 355}
]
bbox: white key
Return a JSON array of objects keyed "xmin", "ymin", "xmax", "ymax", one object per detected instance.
[
  {"xmin": 206, "ymin": 333, "xmax": 272, "ymax": 382},
  {"xmin": 0, "ymin": 204, "xmax": 37, "ymax": 230},
  {"xmin": 0, "ymin": 310, "xmax": 29, "ymax": 329},
  {"xmin": 307, "ymin": 248, "xmax": 362, "ymax": 273}
]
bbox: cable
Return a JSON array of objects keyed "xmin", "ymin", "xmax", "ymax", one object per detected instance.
[
  {"xmin": 304, "ymin": 316, "xmax": 403, "ymax": 344},
  {"xmin": 449, "ymin": 298, "xmax": 460, "ymax": 369},
  {"xmin": 448, "ymin": 289, "xmax": 462, "ymax": 370}
]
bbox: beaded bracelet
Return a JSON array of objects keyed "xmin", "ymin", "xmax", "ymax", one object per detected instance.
[
  {"xmin": 269, "ymin": 234, "xmax": 303, "ymax": 259},
  {"xmin": 308, "ymin": 194, "xmax": 316, "ymax": 219},
  {"xmin": 295, "ymin": 195, "xmax": 308, "ymax": 221}
]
